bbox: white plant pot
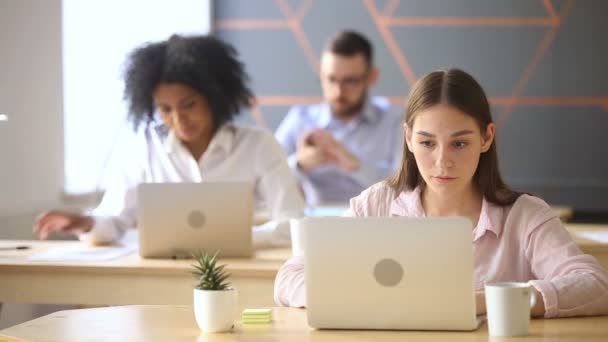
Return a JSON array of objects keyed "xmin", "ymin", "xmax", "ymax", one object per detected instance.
[{"xmin": 193, "ymin": 288, "xmax": 237, "ymax": 333}]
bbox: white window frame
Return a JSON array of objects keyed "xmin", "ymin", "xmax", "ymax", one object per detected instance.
[{"xmin": 62, "ymin": 0, "xmax": 213, "ymax": 194}]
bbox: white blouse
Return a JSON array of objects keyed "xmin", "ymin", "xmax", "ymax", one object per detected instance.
[{"xmin": 79, "ymin": 122, "xmax": 305, "ymax": 247}]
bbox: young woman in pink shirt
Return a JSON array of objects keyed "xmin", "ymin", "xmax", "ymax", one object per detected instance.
[{"xmin": 274, "ymin": 68, "xmax": 608, "ymax": 318}]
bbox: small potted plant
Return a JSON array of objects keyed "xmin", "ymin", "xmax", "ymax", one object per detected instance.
[{"xmin": 192, "ymin": 250, "xmax": 237, "ymax": 333}]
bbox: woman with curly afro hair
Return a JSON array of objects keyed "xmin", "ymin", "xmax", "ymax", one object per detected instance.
[{"xmin": 35, "ymin": 34, "xmax": 305, "ymax": 247}]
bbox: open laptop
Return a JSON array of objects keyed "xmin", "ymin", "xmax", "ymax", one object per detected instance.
[
  {"xmin": 137, "ymin": 182, "xmax": 254, "ymax": 258},
  {"xmin": 303, "ymin": 216, "xmax": 481, "ymax": 331}
]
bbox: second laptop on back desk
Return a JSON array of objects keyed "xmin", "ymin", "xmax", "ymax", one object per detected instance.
[{"xmin": 136, "ymin": 182, "xmax": 254, "ymax": 258}]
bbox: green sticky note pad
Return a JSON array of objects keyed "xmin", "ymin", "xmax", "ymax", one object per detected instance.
[
  {"xmin": 242, "ymin": 319, "xmax": 271, "ymax": 324},
  {"xmin": 242, "ymin": 308, "xmax": 272, "ymax": 316}
]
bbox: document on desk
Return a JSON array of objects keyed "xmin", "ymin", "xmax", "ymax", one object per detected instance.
[
  {"xmin": 28, "ymin": 230, "xmax": 138, "ymax": 261},
  {"xmin": 575, "ymin": 231, "xmax": 608, "ymax": 244}
]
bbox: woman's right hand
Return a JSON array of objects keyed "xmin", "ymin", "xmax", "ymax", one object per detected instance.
[{"xmin": 34, "ymin": 210, "xmax": 94, "ymax": 239}]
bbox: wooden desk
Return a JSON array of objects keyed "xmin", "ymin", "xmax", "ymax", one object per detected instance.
[
  {"xmin": 1, "ymin": 305, "xmax": 607, "ymax": 341},
  {"xmin": 0, "ymin": 240, "xmax": 290, "ymax": 309},
  {"xmin": 0, "ymin": 224, "xmax": 604, "ymax": 309},
  {"xmin": 553, "ymin": 206, "xmax": 573, "ymax": 222},
  {"xmin": 565, "ymin": 223, "xmax": 608, "ymax": 270}
]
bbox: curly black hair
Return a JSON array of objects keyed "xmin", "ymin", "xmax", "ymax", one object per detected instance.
[{"xmin": 122, "ymin": 34, "xmax": 253, "ymax": 131}]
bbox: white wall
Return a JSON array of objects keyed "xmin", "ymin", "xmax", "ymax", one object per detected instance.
[
  {"xmin": 0, "ymin": 0, "xmax": 64, "ymax": 216},
  {"xmin": 0, "ymin": 0, "xmax": 65, "ymax": 329}
]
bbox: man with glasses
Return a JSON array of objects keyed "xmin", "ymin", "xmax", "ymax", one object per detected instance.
[{"xmin": 275, "ymin": 31, "xmax": 403, "ymax": 205}]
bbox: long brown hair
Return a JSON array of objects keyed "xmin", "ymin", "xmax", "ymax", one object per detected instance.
[{"xmin": 388, "ymin": 68, "xmax": 521, "ymax": 206}]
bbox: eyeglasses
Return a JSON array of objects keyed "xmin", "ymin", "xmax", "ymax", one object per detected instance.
[{"xmin": 320, "ymin": 71, "xmax": 369, "ymax": 90}]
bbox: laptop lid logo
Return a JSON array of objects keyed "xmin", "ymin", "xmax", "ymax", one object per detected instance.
[
  {"xmin": 373, "ymin": 258, "xmax": 404, "ymax": 287},
  {"xmin": 187, "ymin": 211, "xmax": 206, "ymax": 229}
]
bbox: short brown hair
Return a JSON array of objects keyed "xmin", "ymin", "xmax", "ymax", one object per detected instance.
[
  {"xmin": 388, "ymin": 68, "xmax": 522, "ymax": 206},
  {"xmin": 325, "ymin": 30, "xmax": 373, "ymax": 66}
]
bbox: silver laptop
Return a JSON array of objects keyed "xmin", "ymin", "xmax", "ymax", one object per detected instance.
[
  {"xmin": 303, "ymin": 216, "xmax": 480, "ymax": 331},
  {"xmin": 137, "ymin": 182, "xmax": 254, "ymax": 258}
]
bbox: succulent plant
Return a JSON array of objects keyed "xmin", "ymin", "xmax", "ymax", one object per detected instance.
[{"xmin": 192, "ymin": 250, "xmax": 231, "ymax": 291}]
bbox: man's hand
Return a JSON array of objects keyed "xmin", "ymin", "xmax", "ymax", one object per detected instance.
[
  {"xmin": 296, "ymin": 130, "xmax": 327, "ymax": 173},
  {"xmin": 309, "ymin": 130, "xmax": 360, "ymax": 172}
]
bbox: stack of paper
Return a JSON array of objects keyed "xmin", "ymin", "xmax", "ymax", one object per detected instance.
[{"xmin": 241, "ymin": 308, "xmax": 272, "ymax": 324}]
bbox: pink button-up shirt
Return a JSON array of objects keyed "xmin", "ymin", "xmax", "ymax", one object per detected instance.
[{"xmin": 274, "ymin": 182, "xmax": 608, "ymax": 318}]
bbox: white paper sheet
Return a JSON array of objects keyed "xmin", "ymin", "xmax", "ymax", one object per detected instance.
[
  {"xmin": 575, "ymin": 231, "xmax": 608, "ymax": 244},
  {"xmin": 28, "ymin": 230, "xmax": 138, "ymax": 261}
]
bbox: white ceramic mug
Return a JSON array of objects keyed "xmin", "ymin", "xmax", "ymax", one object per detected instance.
[
  {"xmin": 485, "ymin": 282, "xmax": 537, "ymax": 336},
  {"xmin": 289, "ymin": 218, "xmax": 305, "ymax": 257}
]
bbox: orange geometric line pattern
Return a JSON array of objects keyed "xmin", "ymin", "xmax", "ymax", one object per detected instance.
[
  {"xmin": 216, "ymin": 20, "xmax": 290, "ymax": 29},
  {"xmin": 290, "ymin": 22, "xmax": 318, "ymax": 71},
  {"xmin": 275, "ymin": 0, "xmax": 293, "ymax": 18},
  {"xmin": 383, "ymin": 0, "xmax": 400, "ymax": 17},
  {"xmin": 258, "ymin": 95, "xmax": 608, "ymax": 109},
  {"xmin": 543, "ymin": 0, "xmax": 559, "ymax": 19},
  {"xmin": 491, "ymin": 96, "xmax": 608, "ymax": 108},
  {"xmin": 275, "ymin": 0, "xmax": 318, "ymax": 72},
  {"xmin": 364, "ymin": 0, "xmax": 418, "ymax": 85},
  {"xmin": 215, "ymin": 0, "xmax": 607, "ymax": 128},
  {"xmin": 295, "ymin": 0, "xmax": 314, "ymax": 21},
  {"xmin": 257, "ymin": 96, "xmax": 322, "ymax": 105},
  {"xmin": 384, "ymin": 16, "xmax": 559, "ymax": 27},
  {"xmin": 498, "ymin": 0, "xmax": 574, "ymax": 125},
  {"xmin": 249, "ymin": 104, "xmax": 268, "ymax": 127},
  {"xmin": 217, "ymin": 0, "xmax": 316, "ymax": 126}
]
